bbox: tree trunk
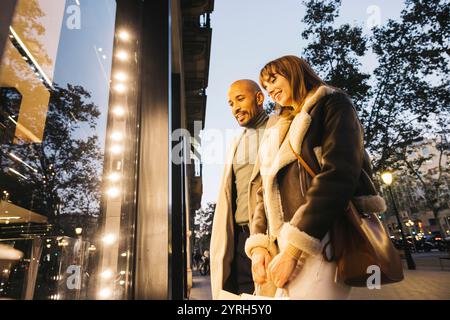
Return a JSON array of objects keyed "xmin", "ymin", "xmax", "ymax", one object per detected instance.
[{"xmin": 433, "ymin": 208, "xmax": 445, "ymax": 238}]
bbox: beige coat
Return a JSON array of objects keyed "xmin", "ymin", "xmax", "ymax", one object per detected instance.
[{"xmin": 210, "ymin": 117, "xmax": 278, "ymax": 300}]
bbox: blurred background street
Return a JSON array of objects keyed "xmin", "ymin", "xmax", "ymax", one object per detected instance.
[{"xmin": 190, "ymin": 251, "xmax": 450, "ymax": 300}]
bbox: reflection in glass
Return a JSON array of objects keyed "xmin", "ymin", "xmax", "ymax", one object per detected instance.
[{"xmin": 0, "ymin": 0, "xmax": 138, "ymax": 300}]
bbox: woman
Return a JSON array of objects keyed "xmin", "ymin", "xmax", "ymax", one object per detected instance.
[{"xmin": 244, "ymin": 55, "xmax": 386, "ymax": 299}]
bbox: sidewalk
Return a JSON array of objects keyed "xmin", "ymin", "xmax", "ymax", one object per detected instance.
[
  {"xmin": 189, "ymin": 252, "xmax": 450, "ymax": 300},
  {"xmin": 190, "ymin": 270, "xmax": 212, "ymax": 300},
  {"xmin": 348, "ymin": 269, "xmax": 450, "ymax": 300}
]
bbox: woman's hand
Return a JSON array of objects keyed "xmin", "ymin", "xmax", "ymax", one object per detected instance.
[
  {"xmin": 251, "ymin": 247, "xmax": 272, "ymax": 285},
  {"xmin": 267, "ymin": 250, "xmax": 298, "ymax": 288}
]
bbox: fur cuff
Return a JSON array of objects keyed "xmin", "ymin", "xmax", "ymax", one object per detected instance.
[
  {"xmin": 353, "ymin": 195, "xmax": 386, "ymax": 213},
  {"xmin": 244, "ymin": 234, "xmax": 278, "ymax": 259},
  {"xmin": 280, "ymin": 223, "xmax": 322, "ymax": 256}
]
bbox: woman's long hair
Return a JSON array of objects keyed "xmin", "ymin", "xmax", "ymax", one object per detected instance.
[{"xmin": 259, "ymin": 55, "xmax": 326, "ymax": 115}]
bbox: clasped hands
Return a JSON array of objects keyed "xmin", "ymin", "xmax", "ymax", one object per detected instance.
[{"xmin": 251, "ymin": 246, "xmax": 300, "ymax": 289}]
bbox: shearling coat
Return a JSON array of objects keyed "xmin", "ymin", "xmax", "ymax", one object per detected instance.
[{"xmin": 245, "ymin": 86, "xmax": 386, "ymax": 261}]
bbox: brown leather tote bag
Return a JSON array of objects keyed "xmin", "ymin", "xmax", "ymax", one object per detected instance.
[{"xmin": 289, "ymin": 142, "xmax": 404, "ymax": 287}]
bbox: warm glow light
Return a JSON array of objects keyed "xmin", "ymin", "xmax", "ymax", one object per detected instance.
[
  {"xmin": 99, "ymin": 288, "xmax": 112, "ymax": 299},
  {"xmin": 0, "ymin": 217, "xmax": 20, "ymax": 220},
  {"xmin": 406, "ymin": 220, "xmax": 414, "ymax": 227},
  {"xmin": 8, "ymin": 168, "xmax": 27, "ymax": 180},
  {"xmin": 119, "ymin": 281, "xmax": 125, "ymax": 285},
  {"xmin": 116, "ymin": 51, "xmax": 129, "ymax": 61},
  {"xmin": 110, "ymin": 132, "xmax": 124, "ymax": 142},
  {"xmin": 111, "ymin": 145, "xmax": 124, "ymax": 155},
  {"xmin": 112, "ymin": 106, "xmax": 126, "ymax": 117},
  {"xmin": 120, "ymin": 271, "xmax": 126, "ymax": 275},
  {"xmin": 108, "ymin": 172, "xmax": 121, "ymax": 182},
  {"xmin": 9, "ymin": 152, "xmax": 38, "ymax": 172},
  {"xmin": 381, "ymin": 172, "xmax": 393, "ymax": 186},
  {"xmin": 102, "ymin": 234, "xmax": 116, "ymax": 245},
  {"xmin": 118, "ymin": 31, "xmax": 130, "ymax": 41},
  {"xmin": 114, "ymin": 72, "xmax": 128, "ymax": 81},
  {"xmin": 101, "ymin": 270, "xmax": 113, "ymax": 279},
  {"xmin": 106, "ymin": 187, "xmax": 121, "ymax": 198},
  {"xmin": 58, "ymin": 240, "xmax": 69, "ymax": 247},
  {"xmin": 114, "ymin": 83, "xmax": 127, "ymax": 93},
  {"xmin": 121, "ymin": 252, "xmax": 127, "ymax": 257},
  {"xmin": 75, "ymin": 227, "xmax": 83, "ymax": 235}
]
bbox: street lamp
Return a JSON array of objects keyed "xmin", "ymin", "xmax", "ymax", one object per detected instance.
[{"xmin": 381, "ymin": 171, "xmax": 416, "ymax": 270}]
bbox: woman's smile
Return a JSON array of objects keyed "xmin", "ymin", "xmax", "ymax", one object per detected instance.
[{"xmin": 273, "ymin": 91, "xmax": 282, "ymax": 102}]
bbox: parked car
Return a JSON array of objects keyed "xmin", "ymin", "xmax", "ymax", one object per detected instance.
[
  {"xmin": 391, "ymin": 238, "xmax": 416, "ymax": 251},
  {"xmin": 424, "ymin": 235, "xmax": 448, "ymax": 251},
  {"xmin": 414, "ymin": 238, "xmax": 435, "ymax": 252}
]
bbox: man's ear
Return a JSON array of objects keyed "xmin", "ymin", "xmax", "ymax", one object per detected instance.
[{"xmin": 256, "ymin": 91, "xmax": 264, "ymax": 106}]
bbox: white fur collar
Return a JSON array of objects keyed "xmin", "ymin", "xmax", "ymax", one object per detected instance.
[{"xmin": 258, "ymin": 85, "xmax": 335, "ymax": 237}]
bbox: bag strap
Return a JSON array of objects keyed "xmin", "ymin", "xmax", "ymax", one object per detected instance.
[
  {"xmin": 289, "ymin": 141, "xmax": 375, "ymax": 190},
  {"xmin": 288, "ymin": 141, "xmax": 316, "ymax": 178}
]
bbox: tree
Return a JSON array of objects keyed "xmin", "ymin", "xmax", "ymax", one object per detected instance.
[
  {"xmin": 0, "ymin": 84, "xmax": 103, "ymax": 236},
  {"xmin": 301, "ymin": 0, "xmax": 371, "ymax": 113},
  {"xmin": 193, "ymin": 202, "xmax": 215, "ymax": 253},
  {"xmin": 367, "ymin": 0, "xmax": 449, "ymax": 172},
  {"xmin": 301, "ymin": 0, "xmax": 449, "ymax": 174}
]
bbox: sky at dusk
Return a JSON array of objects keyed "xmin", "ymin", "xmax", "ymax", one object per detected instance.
[{"xmin": 202, "ymin": 0, "xmax": 405, "ymax": 206}]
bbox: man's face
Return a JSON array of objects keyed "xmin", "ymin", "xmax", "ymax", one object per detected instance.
[{"xmin": 227, "ymin": 83, "xmax": 261, "ymax": 127}]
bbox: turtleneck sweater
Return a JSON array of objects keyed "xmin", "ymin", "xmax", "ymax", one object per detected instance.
[{"xmin": 232, "ymin": 109, "xmax": 269, "ymax": 225}]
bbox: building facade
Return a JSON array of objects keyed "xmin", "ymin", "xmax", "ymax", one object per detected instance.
[{"xmin": 380, "ymin": 137, "xmax": 450, "ymax": 240}]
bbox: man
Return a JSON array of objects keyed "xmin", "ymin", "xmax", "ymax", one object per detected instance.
[{"xmin": 210, "ymin": 79, "xmax": 272, "ymax": 299}]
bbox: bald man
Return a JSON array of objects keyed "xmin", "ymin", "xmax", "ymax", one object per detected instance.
[{"xmin": 210, "ymin": 80, "xmax": 272, "ymax": 299}]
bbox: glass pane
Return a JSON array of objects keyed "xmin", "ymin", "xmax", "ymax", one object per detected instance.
[{"xmin": 0, "ymin": 0, "xmax": 138, "ymax": 300}]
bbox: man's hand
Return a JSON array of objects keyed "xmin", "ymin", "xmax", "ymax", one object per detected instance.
[
  {"xmin": 251, "ymin": 247, "xmax": 272, "ymax": 285},
  {"xmin": 267, "ymin": 250, "xmax": 297, "ymax": 288}
]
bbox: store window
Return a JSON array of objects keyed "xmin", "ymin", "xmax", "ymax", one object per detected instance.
[{"xmin": 0, "ymin": 0, "xmax": 139, "ymax": 300}]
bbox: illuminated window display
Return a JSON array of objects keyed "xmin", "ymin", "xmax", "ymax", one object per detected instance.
[
  {"xmin": 0, "ymin": 0, "xmax": 212, "ymax": 300},
  {"xmin": 0, "ymin": 0, "xmax": 140, "ymax": 300}
]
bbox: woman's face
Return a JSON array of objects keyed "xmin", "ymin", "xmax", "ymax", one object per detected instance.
[{"xmin": 262, "ymin": 73, "xmax": 293, "ymax": 107}]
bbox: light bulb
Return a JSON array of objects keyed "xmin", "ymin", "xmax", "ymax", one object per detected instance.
[
  {"xmin": 118, "ymin": 31, "xmax": 130, "ymax": 41},
  {"xmin": 102, "ymin": 234, "xmax": 116, "ymax": 245},
  {"xmin": 112, "ymin": 106, "xmax": 126, "ymax": 117},
  {"xmin": 106, "ymin": 187, "xmax": 120, "ymax": 198},
  {"xmin": 116, "ymin": 51, "xmax": 129, "ymax": 61}
]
